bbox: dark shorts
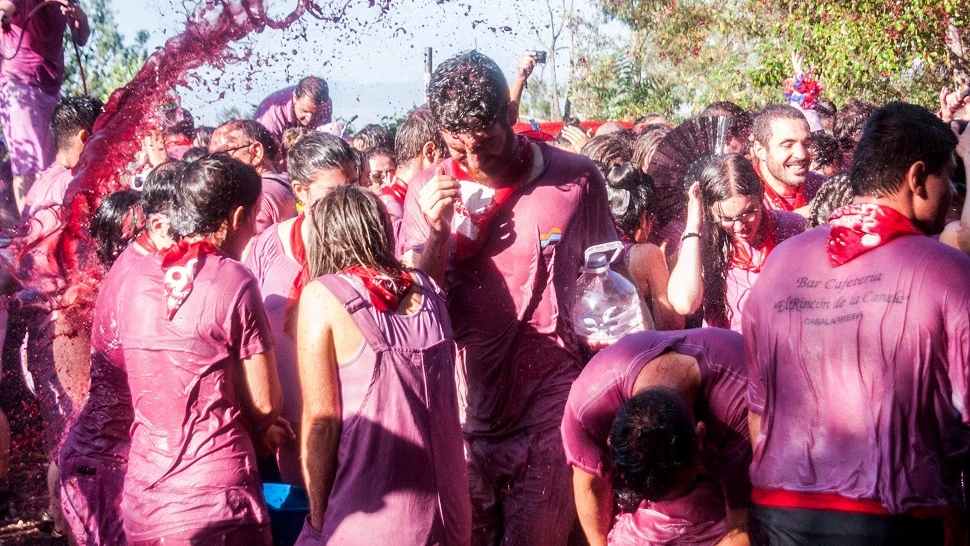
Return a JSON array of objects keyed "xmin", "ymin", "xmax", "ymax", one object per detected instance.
[{"xmin": 749, "ymin": 505, "xmax": 945, "ymax": 546}]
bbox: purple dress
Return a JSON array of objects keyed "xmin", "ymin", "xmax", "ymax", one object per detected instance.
[{"xmin": 295, "ymin": 271, "xmax": 471, "ymax": 546}]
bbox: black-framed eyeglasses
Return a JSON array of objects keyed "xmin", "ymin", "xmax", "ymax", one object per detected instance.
[
  {"xmin": 369, "ymin": 170, "xmax": 391, "ymax": 184},
  {"xmin": 716, "ymin": 207, "xmax": 759, "ymax": 226},
  {"xmin": 212, "ymin": 143, "xmax": 253, "ymax": 156}
]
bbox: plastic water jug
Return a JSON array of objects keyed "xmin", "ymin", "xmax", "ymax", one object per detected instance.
[{"xmin": 571, "ymin": 241, "xmax": 646, "ymax": 350}]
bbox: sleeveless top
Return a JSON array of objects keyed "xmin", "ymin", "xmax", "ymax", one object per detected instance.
[{"xmin": 295, "ymin": 271, "xmax": 471, "ymax": 546}]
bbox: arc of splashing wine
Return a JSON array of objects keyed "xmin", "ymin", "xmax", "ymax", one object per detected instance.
[{"xmin": 55, "ymin": 0, "xmax": 326, "ymax": 322}]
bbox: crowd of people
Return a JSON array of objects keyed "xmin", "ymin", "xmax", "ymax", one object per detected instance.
[{"xmin": 1, "ymin": 2, "xmax": 970, "ymax": 546}]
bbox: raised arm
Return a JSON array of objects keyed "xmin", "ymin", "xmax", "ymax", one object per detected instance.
[
  {"xmin": 51, "ymin": 0, "xmax": 90, "ymax": 46},
  {"xmin": 402, "ymin": 166, "xmax": 457, "ymax": 286},
  {"xmin": 667, "ymin": 182, "xmax": 705, "ymax": 315},
  {"xmin": 297, "ymin": 280, "xmax": 343, "ymax": 532},
  {"xmin": 508, "ymin": 52, "xmax": 537, "ymax": 123}
]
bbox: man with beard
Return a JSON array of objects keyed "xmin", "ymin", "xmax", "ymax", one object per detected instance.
[
  {"xmin": 744, "ymin": 103, "xmax": 969, "ymax": 545},
  {"xmin": 750, "ymin": 105, "xmax": 824, "ymax": 215},
  {"xmin": 400, "ymin": 50, "xmax": 617, "ymax": 546}
]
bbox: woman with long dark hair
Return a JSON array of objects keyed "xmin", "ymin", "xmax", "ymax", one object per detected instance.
[
  {"xmin": 117, "ymin": 154, "xmax": 283, "ymax": 545},
  {"xmin": 668, "ymin": 154, "xmax": 805, "ymax": 331},
  {"xmin": 243, "ymin": 132, "xmax": 357, "ymax": 486},
  {"xmin": 605, "ymin": 162, "xmax": 683, "ymax": 330},
  {"xmin": 295, "ymin": 185, "xmax": 469, "ymax": 546},
  {"xmin": 58, "ymin": 163, "xmax": 181, "ymax": 546}
]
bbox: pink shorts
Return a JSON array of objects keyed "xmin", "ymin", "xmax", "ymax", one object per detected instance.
[
  {"xmin": 0, "ymin": 81, "xmax": 58, "ymax": 176},
  {"xmin": 59, "ymin": 454, "xmax": 127, "ymax": 546}
]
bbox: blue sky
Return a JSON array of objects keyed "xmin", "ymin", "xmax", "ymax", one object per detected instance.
[{"xmin": 112, "ymin": 0, "xmax": 595, "ymax": 126}]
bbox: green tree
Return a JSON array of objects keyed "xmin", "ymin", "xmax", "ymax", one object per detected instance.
[
  {"xmin": 62, "ymin": 0, "xmax": 149, "ymax": 102},
  {"xmin": 584, "ymin": 0, "xmax": 966, "ymax": 117}
]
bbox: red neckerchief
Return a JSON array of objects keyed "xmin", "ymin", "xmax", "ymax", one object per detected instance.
[
  {"xmin": 826, "ymin": 203, "xmax": 923, "ymax": 267},
  {"xmin": 133, "ymin": 230, "xmax": 160, "ymax": 254},
  {"xmin": 284, "ymin": 214, "xmax": 310, "ymax": 335},
  {"xmin": 730, "ymin": 210, "xmax": 777, "ymax": 273},
  {"xmin": 159, "ymin": 239, "xmax": 222, "ymax": 320},
  {"xmin": 344, "ymin": 265, "xmax": 414, "ymax": 312},
  {"xmin": 379, "ymin": 173, "xmax": 408, "ymax": 206},
  {"xmin": 452, "ymin": 136, "xmax": 534, "ymax": 261},
  {"xmin": 755, "ymin": 161, "xmax": 806, "ymax": 212}
]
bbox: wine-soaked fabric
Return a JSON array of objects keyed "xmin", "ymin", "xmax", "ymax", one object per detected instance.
[
  {"xmin": 561, "ymin": 329, "xmax": 751, "ymax": 545},
  {"xmin": 744, "ymin": 226, "xmax": 970, "ymax": 514},
  {"xmin": 117, "ymin": 252, "xmax": 273, "ymax": 542},
  {"xmin": 255, "ymin": 175, "xmax": 296, "ymax": 236},
  {"xmin": 59, "ymin": 244, "xmax": 146, "ymax": 546},
  {"xmin": 295, "ymin": 272, "xmax": 470, "ymax": 546},
  {"xmin": 243, "ymin": 222, "xmax": 304, "ymax": 485}
]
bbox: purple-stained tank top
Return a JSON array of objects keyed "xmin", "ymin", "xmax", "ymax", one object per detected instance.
[{"xmin": 295, "ymin": 271, "xmax": 471, "ymax": 546}]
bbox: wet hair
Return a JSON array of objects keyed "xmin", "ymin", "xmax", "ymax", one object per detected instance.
[
  {"xmin": 217, "ymin": 119, "xmax": 280, "ymax": 165},
  {"xmin": 807, "ymin": 172, "xmax": 854, "ymax": 228},
  {"xmin": 169, "ymin": 154, "xmax": 261, "ymax": 237},
  {"xmin": 295, "ymin": 76, "xmax": 330, "ymax": 104},
  {"xmin": 281, "ymin": 126, "xmax": 309, "ymax": 154},
  {"xmin": 606, "ymin": 162, "xmax": 656, "ymax": 238},
  {"xmin": 161, "ymin": 105, "xmax": 195, "ymax": 140},
  {"xmin": 192, "ymin": 126, "xmax": 213, "ymax": 148},
  {"xmin": 700, "ymin": 101, "xmax": 744, "ymax": 118},
  {"xmin": 51, "ymin": 95, "xmax": 104, "ymax": 151},
  {"xmin": 365, "ymin": 146, "xmax": 395, "ymax": 164},
  {"xmin": 142, "ymin": 161, "xmax": 186, "ymax": 216},
  {"xmin": 816, "ymin": 99, "xmax": 836, "ymax": 130},
  {"xmin": 90, "ymin": 189, "xmax": 145, "ymax": 267},
  {"xmin": 610, "ymin": 388, "xmax": 697, "ymax": 511},
  {"xmin": 306, "ymin": 184, "xmax": 404, "ymax": 279},
  {"xmin": 808, "ymin": 131, "xmax": 841, "ymax": 173},
  {"xmin": 395, "ymin": 106, "xmax": 446, "ymax": 164},
  {"xmin": 752, "ymin": 104, "xmax": 807, "ymax": 145},
  {"xmin": 632, "ymin": 125, "xmax": 671, "ymax": 171},
  {"xmin": 634, "ymin": 113, "xmax": 669, "ymax": 128},
  {"xmin": 698, "ymin": 154, "xmax": 764, "ymax": 328},
  {"xmin": 354, "ymin": 149, "xmax": 368, "ymax": 184},
  {"xmin": 180, "ymin": 146, "xmax": 208, "ymax": 163},
  {"xmin": 287, "ymin": 132, "xmax": 357, "ymax": 186},
  {"xmin": 850, "ymin": 102, "xmax": 957, "ymax": 198},
  {"xmin": 834, "ymin": 100, "xmax": 877, "ymax": 153},
  {"xmin": 352, "ymin": 124, "xmax": 394, "ymax": 152},
  {"xmin": 581, "ymin": 134, "xmax": 633, "ymax": 165},
  {"xmin": 428, "ymin": 50, "xmax": 510, "ymax": 134}
]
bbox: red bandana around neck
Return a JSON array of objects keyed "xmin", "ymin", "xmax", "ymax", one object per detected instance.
[
  {"xmin": 159, "ymin": 239, "xmax": 222, "ymax": 320},
  {"xmin": 284, "ymin": 214, "xmax": 310, "ymax": 335},
  {"xmin": 755, "ymin": 161, "xmax": 806, "ymax": 212},
  {"xmin": 379, "ymin": 174, "xmax": 409, "ymax": 206},
  {"xmin": 730, "ymin": 209, "xmax": 778, "ymax": 273},
  {"xmin": 344, "ymin": 265, "xmax": 414, "ymax": 312},
  {"xmin": 451, "ymin": 136, "xmax": 534, "ymax": 261},
  {"xmin": 134, "ymin": 230, "xmax": 160, "ymax": 255},
  {"xmin": 826, "ymin": 203, "xmax": 923, "ymax": 267}
]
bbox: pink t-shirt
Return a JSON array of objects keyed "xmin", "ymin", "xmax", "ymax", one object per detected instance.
[
  {"xmin": 118, "ymin": 251, "xmax": 273, "ymax": 540},
  {"xmin": 0, "ymin": 0, "xmax": 67, "ymax": 95},
  {"xmin": 256, "ymin": 174, "xmax": 297, "ymax": 236},
  {"xmin": 716, "ymin": 210, "xmax": 806, "ymax": 332},
  {"xmin": 744, "ymin": 226, "xmax": 970, "ymax": 514},
  {"xmin": 401, "ymin": 143, "xmax": 618, "ymax": 439},
  {"xmin": 562, "ymin": 329, "xmax": 751, "ymax": 545},
  {"xmin": 59, "ymin": 243, "xmax": 144, "ymax": 463},
  {"xmin": 16, "ymin": 162, "xmax": 71, "ymax": 289},
  {"xmin": 243, "ymin": 223, "xmax": 302, "ymax": 425}
]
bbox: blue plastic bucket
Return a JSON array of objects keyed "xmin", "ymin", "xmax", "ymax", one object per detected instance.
[{"xmin": 263, "ymin": 483, "xmax": 310, "ymax": 546}]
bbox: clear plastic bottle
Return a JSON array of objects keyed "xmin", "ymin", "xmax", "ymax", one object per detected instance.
[{"xmin": 571, "ymin": 242, "xmax": 647, "ymax": 351}]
